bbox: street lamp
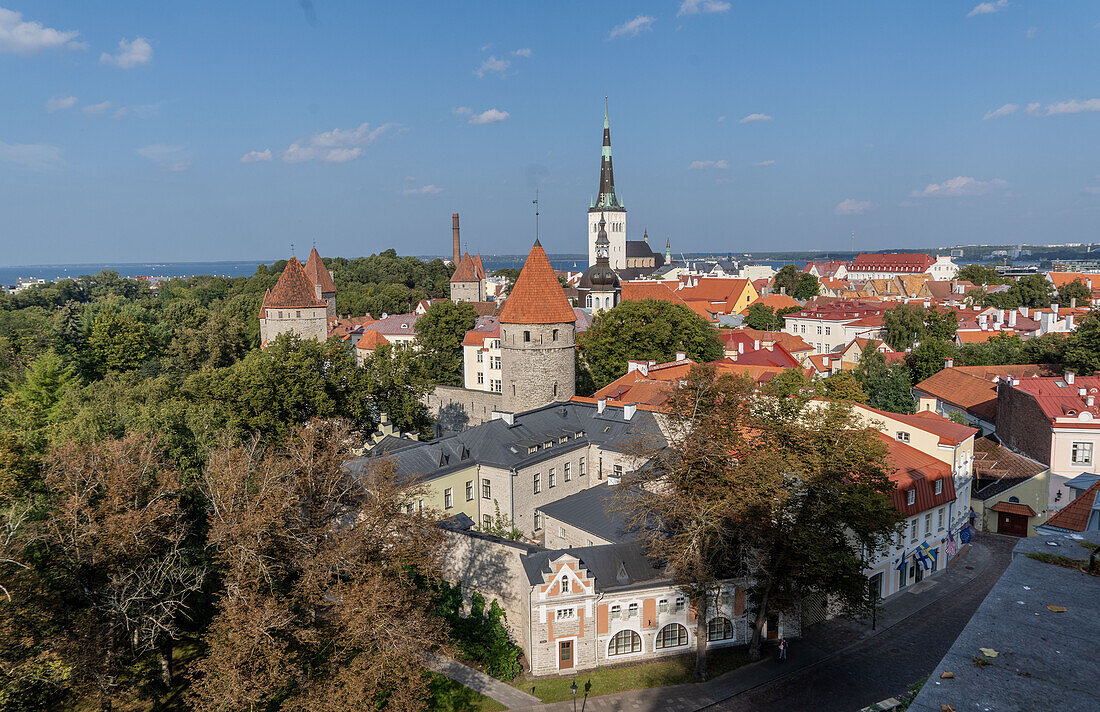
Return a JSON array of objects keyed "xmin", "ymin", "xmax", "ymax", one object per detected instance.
[{"xmin": 570, "ymin": 681, "xmax": 578, "ymax": 712}]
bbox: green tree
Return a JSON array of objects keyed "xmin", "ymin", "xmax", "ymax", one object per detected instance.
[
  {"xmin": 954, "ymin": 264, "xmax": 1005, "ymax": 285},
  {"xmin": 1063, "ymin": 308, "xmax": 1100, "ymax": 375},
  {"xmin": 820, "ymin": 370, "xmax": 868, "ymax": 403},
  {"xmin": 1, "ymin": 351, "xmax": 80, "ymax": 454},
  {"xmin": 855, "ymin": 347, "xmax": 915, "ymax": 413},
  {"xmin": 1013, "ymin": 273, "xmax": 1056, "ymax": 308},
  {"xmin": 1057, "ymin": 279, "xmax": 1091, "ymax": 307},
  {"xmin": 771, "ymin": 264, "xmax": 801, "ymax": 297},
  {"xmin": 87, "ymin": 307, "xmax": 154, "ymax": 373},
  {"xmin": 415, "ymin": 301, "xmax": 478, "ymax": 386},
  {"xmin": 793, "ymin": 273, "xmax": 820, "ymax": 300},
  {"xmin": 578, "ymin": 299, "xmax": 724, "ymax": 388},
  {"xmin": 906, "ymin": 338, "xmax": 956, "ymax": 384},
  {"xmin": 492, "ymin": 268, "xmax": 521, "ymax": 296},
  {"xmin": 623, "ymin": 365, "xmax": 900, "ymax": 675},
  {"xmin": 360, "ymin": 342, "xmax": 435, "ymax": 436},
  {"xmin": 882, "ymin": 304, "xmax": 926, "ymax": 351},
  {"xmin": 744, "ymin": 303, "xmax": 782, "ymax": 331}
]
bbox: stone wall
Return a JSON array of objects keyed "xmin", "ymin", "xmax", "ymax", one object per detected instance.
[
  {"xmin": 259, "ymin": 306, "xmax": 328, "ymax": 344},
  {"xmin": 500, "ymin": 321, "xmax": 575, "ymax": 413},
  {"xmin": 426, "ymin": 385, "xmax": 502, "ymax": 432},
  {"xmin": 994, "ymin": 383, "xmax": 1052, "ymax": 465},
  {"xmin": 440, "ymin": 529, "xmax": 535, "ymax": 657},
  {"xmin": 451, "ymin": 280, "xmax": 485, "ymax": 303}
]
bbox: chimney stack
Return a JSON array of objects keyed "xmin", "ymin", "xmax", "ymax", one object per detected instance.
[
  {"xmin": 597, "ymin": 398, "xmax": 607, "ymax": 414},
  {"xmin": 1088, "ymin": 395, "xmax": 1095, "ymax": 407},
  {"xmin": 1066, "ymin": 371, "xmax": 1076, "ymax": 385},
  {"xmin": 1070, "ymin": 297, "xmax": 1077, "ymax": 309},
  {"xmin": 452, "ymin": 213, "xmax": 461, "ymax": 265},
  {"xmin": 945, "ymin": 358, "xmax": 954, "ymax": 369},
  {"xmin": 1009, "ymin": 310, "xmax": 1017, "ymax": 327},
  {"xmin": 675, "ymin": 351, "xmax": 687, "ymax": 361}
]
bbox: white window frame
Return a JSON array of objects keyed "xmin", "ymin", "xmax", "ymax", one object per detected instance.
[
  {"xmin": 1071, "ymin": 441, "xmax": 1093, "ymax": 465},
  {"xmin": 556, "ymin": 607, "xmax": 576, "ymax": 620}
]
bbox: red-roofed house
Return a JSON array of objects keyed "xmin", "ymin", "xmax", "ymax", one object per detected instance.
[
  {"xmin": 995, "ymin": 372, "xmax": 1100, "ymax": 511},
  {"xmin": 451, "ymin": 252, "xmax": 488, "ymax": 302},
  {"xmin": 259, "ymin": 256, "xmax": 330, "ymax": 345},
  {"xmin": 803, "ymin": 260, "xmax": 849, "ymax": 280},
  {"xmin": 1045, "ymin": 271, "xmax": 1100, "ymax": 306},
  {"xmin": 353, "ymin": 330, "xmax": 390, "ymax": 363},
  {"xmin": 461, "ymin": 316, "xmax": 502, "ymax": 393},
  {"xmin": 783, "ymin": 299, "xmax": 887, "ymax": 354},
  {"xmin": 847, "ymin": 253, "xmax": 957, "ymax": 281},
  {"xmin": 676, "ymin": 277, "xmax": 759, "ymax": 321}
]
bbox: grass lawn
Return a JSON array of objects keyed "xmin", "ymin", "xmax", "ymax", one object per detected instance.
[
  {"xmin": 511, "ymin": 646, "xmax": 753, "ymax": 703},
  {"xmin": 426, "ymin": 673, "xmax": 508, "ymax": 712}
]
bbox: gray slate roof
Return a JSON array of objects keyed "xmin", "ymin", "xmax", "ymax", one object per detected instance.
[
  {"xmin": 1065, "ymin": 472, "xmax": 1100, "ymax": 493},
  {"xmin": 519, "ymin": 541, "xmax": 664, "ymax": 590},
  {"xmin": 346, "ymin": 400, "xmax": 664, "ymax": 487},
  {"xmin": 536, "ymin": 483, "xmax": 639, "ymax": 544},
  {"xmin": 908, "ymin": 536, "xmax": 1100, "ymax": 712}
]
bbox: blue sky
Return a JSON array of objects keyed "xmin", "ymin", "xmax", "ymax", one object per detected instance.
[{"xmin": 2, "ymin": 1, "xmax": 1098, "ymax": 265}]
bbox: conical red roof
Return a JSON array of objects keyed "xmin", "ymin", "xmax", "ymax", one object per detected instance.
[
  {"xmin": 260, "ymin": 257, "xmax": 328, "ymax": 317},
  {"xmin": 499, "ymin": 240, "xmax": 576, "ymax": 324},
  {"xmin": 451, "ymin": 252, "xmax": 482, "ymax": 283},
  {"xmin": 304, "ymin": 247, "xmax": 336, "ymax": 294}
]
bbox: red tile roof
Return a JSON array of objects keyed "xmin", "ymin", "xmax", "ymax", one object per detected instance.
[
  {"xmin": 741, "ymin": 293, "xmax": 801, "ymax": 313},
  {"xmin": 1042, "ymin": 480, "xmax": 1100, "ymax": 532},
  {"xmin": 678, "ymin": 277, "xmax": 752, "ymax": 304},
  {"xmin": 880, "ymin": 432, "xmax": 957, "ymax": 515},
  {"xmin": 451, "ymin": 252, "xmax": 484, "ymax": 283},
  {"xmin": 989, "ymin": 501, "xmax": 1038, "ymax": 517},
  {"xmin": 355, "ymin": 330, "xmax": 389, "ymax": 351},
  {"xmin": 620, "ymin": 280, "xmax": 691, "ymax": 307},
  {"xmin": 858, "ymin": 404, "xmax": 978, "ymax": 446},
  {"xmin": 912, "ymin": 364, "xmax": 1059, "ymax": 422},
  {"xmin": 850, "ymin": 253, "xmax": 935, "ymax": 273},
  {"xmin": 259, "ymin": 257, "xmax": 329, "ymax": 316},
  {"xmin": 498, "ymin": 240, "xmax": 576, "ymax": 324},
  {"xmin": 1007, "ymin": 375, "xmax": 1100, "ymax": 423},
  {"xmin": 303, "ymin": 247, "xmax": 336, "ymax": 294}
]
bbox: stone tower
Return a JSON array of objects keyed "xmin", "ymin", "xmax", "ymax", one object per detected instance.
[
  {"xmin": 588, "ymin": 99, "xmax": 627, "ymax": 270},
  {"xmin": 303, "ymin": 247, "xmax": 336, "ymax": 318},
  {"xmin": 258, "ymin": 256, "xmax": 329, "ymax": 345},
  {"xmin": 499, "ymin": 240, "xmax": 577, "ymax": 413},
  {"xmin": 577, "ymin": 215, "xmax": 620, "ymax": 313}
]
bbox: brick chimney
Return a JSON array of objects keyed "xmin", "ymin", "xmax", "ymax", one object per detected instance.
[
  {"xmin": 452, "ymin": 213, "xmax": 461, "ymax": 265},
  {"xmin": 945, "ymin": 358, "xmax": 954, "ymax": 369},
  {"xmin": 1066, "ymin": 371, "xmax": 1076, "ymax": 385}
]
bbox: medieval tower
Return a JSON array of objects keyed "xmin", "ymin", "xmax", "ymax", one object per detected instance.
[
  {"xmin": 588, "ymin": 99, "xmax": 627, "ymax": 270},
  {"xmin": 499, "ymin": 240, "xmax": 576, "ymax": 413},
  {"xmin": 303, "ymin": 247, "xmax": 336, "ymax": 318}
]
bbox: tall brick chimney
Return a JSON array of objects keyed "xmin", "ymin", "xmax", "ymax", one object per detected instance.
[{"xmin": 452, "ymin": 213, "xmax": 461, "ymax": 265}]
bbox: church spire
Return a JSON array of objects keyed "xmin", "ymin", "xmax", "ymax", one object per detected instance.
[{"xmin": 595, "ymin": 97, "xmax": 621, "ymax": 210}]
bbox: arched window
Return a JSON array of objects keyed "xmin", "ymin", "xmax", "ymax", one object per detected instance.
[
  {"xmin": 655, "ymin": 623, "xmax": 688, "ymax": 649},
  {"xmin": 608, "ymin": 629, "xmax": 642, "ymax": 656},
  {"xmin": 586, "ymin": 294, "xmax": 592, "ymax": 308},
  {"xmin": 707, "ymin": 617, "xmax": 734, "ymax": 642},
  {"xmin": 1008, "ymin": 496, "xmax": 1020, "ymax": 504},
  {"xmin": 560, "ymin": 575, "xmax": 569, "ymax": 593},
  {"xmin": 552, "ymin": 329, "xmax": 558, "ymax": 341}
]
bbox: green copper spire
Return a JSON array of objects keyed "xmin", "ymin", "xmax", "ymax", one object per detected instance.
[{"xmin": 594, "ymin": 98, "xmax": 622, "ymax": 211}]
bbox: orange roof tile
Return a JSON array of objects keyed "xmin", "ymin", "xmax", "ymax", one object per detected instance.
[
  {"xmin": 355, "ymin": 330, "xmax": 389, "ymax": 351},
  {"xmin": 304, "ymin": 247, "xmax": 336, "ymax": 294},
  {"xmin": 1043, "ymin": 480, "xmax": 1100, "ymax": 532},
  {"xmin": 742, "ymin": 294, "xmax": 801, "ymax": 313},
  {"xmin": 260, "ymin": 257, "xmax": 328, "ymax": 316},
  {"xmin": 451, "ymin": 252, "xmax": 483, "ymax": 283},
  {"xmin": 498, "ymin": 240, "xmax": 576, "ymax": 324},
  {"xmin": 989, "ymin": 501, "xmax": 1038, "ymax": 517},
  {"xmin": 880, "ymin": 432, "xmax": 957, "ymax": 514},
  {"xmin": 620, "ymin": 280, "xmax": 690, "ymax": 306}
]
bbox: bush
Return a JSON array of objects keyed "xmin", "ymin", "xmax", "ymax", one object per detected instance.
[{"xmin": 436, "ymin": 582, "xmax": 523, "ymax": 681}]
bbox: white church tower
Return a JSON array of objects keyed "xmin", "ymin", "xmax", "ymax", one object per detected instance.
[{"xmin": 588, "ymin": 99, "xmax": 627, "ymax": 270}]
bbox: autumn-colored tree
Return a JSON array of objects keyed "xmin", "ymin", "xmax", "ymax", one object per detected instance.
[
  {"xmin": 1, "ymin": 435, "xmax": 204, "ymax": 710},
  {"xmin": 190, "ymin": 420, "xmax": 449, "ymax": 712},
  {"xmin": 623, "ymin": 365, "xmax": 900, "ymax": 678}
]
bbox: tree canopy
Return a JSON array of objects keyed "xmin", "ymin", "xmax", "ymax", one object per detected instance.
[
  {"xmin": 414, "ymin": 300, "xmax": 479, "ymax": 387},
  {"xmin": 577, "ymin": 299, "xmax": 724, "ymax": 388},
  {"xmin": 954, "ymin": 264, "xmax": 1005, "ymax": 285}
]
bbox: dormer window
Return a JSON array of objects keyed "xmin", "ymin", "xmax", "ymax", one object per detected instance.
[
  {"xmin": 907, "ymin": 490, "xmax": 915, "ymax": 506},
  {"xmin": 896, "ymin": 431, "xmax": 911, "ymax": 443},
  {"xmin": 935, "ymin": 480, "xmax": 943, "ymax": 495}
]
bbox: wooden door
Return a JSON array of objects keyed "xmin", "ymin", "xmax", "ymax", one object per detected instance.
[
  {"xmin": 998, "ymin": 512, "xmax": 1028, "ymax": 537},
  {"xmin": 766, "ymin": 614, "xmax": 779, "ymax": 640},
  {"xmin": 558, "ymin": 640, "xmax": 573, "ymax": 669}
]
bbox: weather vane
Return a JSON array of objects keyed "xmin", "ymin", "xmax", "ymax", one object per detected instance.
[{"xmin": 533, "ymin": 189, "xmax": 540, "ymax": 240}]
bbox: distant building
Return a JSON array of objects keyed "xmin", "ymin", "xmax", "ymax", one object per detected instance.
[
  {"xmin": 783, "ymin": 298, "xmax": 886, "ymax": 354},
  {"xmin": 846, "ymin": 253, "xmax": 957, "ymax": 281},
  {"xmin": 303, "ymin": 247, "xmax": 336, "ymax": 318},
  {"xmin": 258, "ymin": 256, "xmax": 329, "ymax": 345},
  {"xmin": 576, "ymin": 215, "xmax": 621, "ymax": 313},
  {"xmin": 450, "ymin": 252, "xmax": 487, "ymax": 303}
]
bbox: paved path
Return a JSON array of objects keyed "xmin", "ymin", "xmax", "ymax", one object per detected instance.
[
  {"xmin": 506, "ymin": 533, "xmax": 1015, "ymax": 712},
  {"xmin": 426, "ymin": 654, "xmax": 540, "ymax": 709}
]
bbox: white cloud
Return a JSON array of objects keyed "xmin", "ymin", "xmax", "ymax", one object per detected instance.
[
  {"xmin": 100, "ymin": 36, "xmax": 152, "ymax": 68},
  {"xmin": 752, "ymin": 160, "xmax": 775, "ymax": 167},
  {"xmin": 475, "ymin": 55, "xmax": 509, "ymax": 78},
  {"xmin": 677, "ymin": 0, "xmax": 731, "ymax": 17},
  {"xmin": 281, "ymin": 122, "xmax": 395, "ymax": 163},
  {"xmin": 716, "ymin": 115, "xmax": 726, "ymax": 123},
  {"xmin": 739, "ymin": 113, "xmax": 773, "ymax": 123},
  {"xmin": 834, "ymin": 198, "xmax": 875, "ymax": 215},
  {"xmin": 609, "ymin": 15, "xmax": 655, "ymax": 39},
  {"xmin": 1043, "ymin": 98, "xmax": 1100, "ymax": 116},
  {"xmin": 1025, "ymin": 102, "xmax": 1042, "ymax": 116},
  {"xmin": 452, "ymin": 106, "xmax": 472, "ymax": 115},
  {"xmin": 688, "ymin": 159, "xmax": 728, "ymax": 170},
  {"xmin": 967, "ymin": 0, "xmax": 1008, "ymax": 18},
  {"xmin": 468, "ymin": 108, "xmax": 509, "ymax": 125},
  {"xmin": 82, "ymin": 100, "xmax": 111, "ymax": 116},
  {"xmin": 45, "ymin": 95, "xmax": 77, "ymax": 113},
  {"xmin": 1081, "ymin": 186, "xmax": 1100, "ymax": 196},
  {"xmin": 1026, "ymin": 26, "xmax": 1038, "ymax": 38},
  {"xmin": 138, "ymin": 144, "xmax": 190, "ymax": 172},
  {"xmin": 983, "ymin": 103, "xmax": 1018, "ymax": 120},
  {"xmin": 0, "ymin": 140, "xmax": 64, "ymax": 170},
  {"xmin": 910, "ymin": 176, "xmax": 1007, "ymax": 198},
  {"xmin": 112, "ymin": 106, "xmax": 127, "ymax": 118},
  {"xmin": 402, "ymin": 184, "xmax": 443, "ymax": 196},
  {"xmin": 0, "ymin": 7, "xmax": 83, "ymax": 55},
  {"xmin": 512, "ymin": 48, "xmax": 532, "ymax": 57},
  {"xmin": 240, "ymin": 149, "xmax": 273, "ymax": 163}
]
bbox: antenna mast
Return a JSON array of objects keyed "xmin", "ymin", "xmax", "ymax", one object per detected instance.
[{"xmin": 532, "ymin": 189, "xmax": 540, "ymax": 240}]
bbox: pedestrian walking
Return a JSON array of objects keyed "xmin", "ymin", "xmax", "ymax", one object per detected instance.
[{"xmin": 778, "ymin": 637, "xmax": 788, "ymax": 662}]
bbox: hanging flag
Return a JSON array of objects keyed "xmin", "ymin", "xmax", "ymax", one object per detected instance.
[
  {"xmin": 915, "ymin": 542, "xmax": 936, "ymax": 570},
  {"xmin": 946, "ymin": 536, "xmax": 957, "ymax": 557},
  {"xmin": 959, "ymin": 526, "xmax": 972, "ymax": 545},
  {"xmin": 895, "ymin": 548, "xmax": 907, "ymax": 572}
]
